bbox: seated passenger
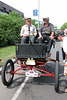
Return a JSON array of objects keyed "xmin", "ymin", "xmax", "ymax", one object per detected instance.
[
  {"xmin": 38, "ymin": 17, "xmax": 54, "ymax": 57},
  {"xmin": 20, "ymin": 18, "xmax": 37, "ymax": 44}
]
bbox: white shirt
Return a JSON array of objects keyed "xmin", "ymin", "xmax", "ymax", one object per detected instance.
[
  {"xmin": 63, "ymin": 37, "xmax": 67, "ymax": 54},
  {"xmin": 20, "ymin": 24, "xmax": 37, "ymax": 36}
]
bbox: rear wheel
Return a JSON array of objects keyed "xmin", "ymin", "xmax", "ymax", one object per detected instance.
[
  {"xmin": 56, "ymin": 51, "xmax": 59, "ymax": 61},
  {"xmin": 54, "ymin": 51, "xmax": 59, "ymax": 92},
  {"xmin": 1, "ymin": 59, "xmax": 14, "ymax": 86}
]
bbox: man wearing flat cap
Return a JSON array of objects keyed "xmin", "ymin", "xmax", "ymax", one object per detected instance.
[
  {"xmin": 38, "ymin": 17, "xmax": 54, "ymax": 57},
  {"xmin": 56, "ymin": 32, "xmax": 67, "ymax": 93},
  {"xmin": 20, "ymin": 18, "xmax": 37, "ymax": 44}
]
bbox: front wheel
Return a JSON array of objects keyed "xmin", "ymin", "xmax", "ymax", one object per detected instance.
[{"xmin": 1, "ymin": 59, "xmax": 14, "ymax": 86}]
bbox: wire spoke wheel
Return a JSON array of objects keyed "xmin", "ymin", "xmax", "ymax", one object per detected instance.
[{"xmin": 1, "ymin": 59, "xmax": 14, "ymax": 86}]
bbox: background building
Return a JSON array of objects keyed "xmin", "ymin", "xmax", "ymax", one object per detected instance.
[{"xmin": 0, "ymin": 1, "xmax": 24, "ymax": 18}]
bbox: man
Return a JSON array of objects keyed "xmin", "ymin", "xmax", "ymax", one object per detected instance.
[
  {"xmin": 58, "ymin": 31, "xmax": 65, "ymax": 63},
  {"xmin": 56, "ymin": 32, "xmax": 67, "ymax": 55},
  {"xmin": 56, "ymin": 32, "xmax": 67, "ymax": 93},
  {"xmin": 20, "ymin": 18, "xmax": 37, "ymax": 44},
  {"xmin": 38, "ymin": 17, "xmax": 54, "ymax": 56}
]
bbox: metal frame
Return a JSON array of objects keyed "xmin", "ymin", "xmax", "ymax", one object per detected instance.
[{"xmin": 11, "ymin": 58, "xmax": 56, "ymax": 78}]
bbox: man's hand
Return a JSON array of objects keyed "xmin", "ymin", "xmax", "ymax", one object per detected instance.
[
  {"xmin": 50, "ymin": 32, "xmax": 54, "ymax": 40},
  {"xmin": 38, "ymin": 35, "xmax": 43, "ymax": 39},
  {"xmin": 38, "ymin": 32, "xmax": 43, "ymax": 39},
  {"xmin": 23, "ymin": 34, "xmax": 29, "ymax": 37},
  {"xmin": 49, "ymin": 35, "xmax": 54, "ymax": 40}
]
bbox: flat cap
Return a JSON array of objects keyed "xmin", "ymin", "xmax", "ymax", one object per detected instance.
[
  {"xmin": 43, "ymin": 17, "xmax": 49, "ymax": 21},
  {"xmin": 26, "ymin": 18, "xmax": 31, "ymax": 21}
]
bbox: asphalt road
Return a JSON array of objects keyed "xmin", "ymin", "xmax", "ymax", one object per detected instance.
[{"xmin": 0, "ymin": 42, "xmax": 67, "ymax": 100}]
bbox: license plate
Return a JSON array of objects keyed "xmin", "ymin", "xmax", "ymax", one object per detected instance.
[{"xmin": 25, "ymin": 70, "xmax": 38, "ymax": 77}]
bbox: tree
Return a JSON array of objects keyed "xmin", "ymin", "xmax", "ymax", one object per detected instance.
[
  {"xmin": 31, "ymin": 19, "xmax": 38, "ymax": 29},
  {"xmin": 0, "ymin": 14, "xmax": 8, "ymax": 46},
  {"xmin": 61, "ymin": 22, "xmax": 67, "ymax": 30},
  {"xmin": 0, "ymin": 11, "xmax": 26, "ymax": 46}
]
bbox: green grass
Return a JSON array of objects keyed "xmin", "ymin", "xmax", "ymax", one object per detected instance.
[{"xmin": 0, "ymin": 46, "xmax": 15, "ymax": 67}]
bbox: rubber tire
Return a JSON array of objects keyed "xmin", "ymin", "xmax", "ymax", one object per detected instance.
[
  {"xmin": 56, "ymin": 51, "xmax": 59, "ymax": 61},
  {"xmin": 1, "ymin": 59, "xmax": 14, "ymax": 86},
  {"xmin": 54, "ymin": 51, "xmax": 59, "ymax": 92}
]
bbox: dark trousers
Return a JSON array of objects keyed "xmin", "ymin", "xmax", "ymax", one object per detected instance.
[
  {"xmin": 21, "ymin": 35, "xmax": 35, "ymax": 44},
  {"xmin": 38, "ymin": 35, "xmax": 53, "ymax": 52}
]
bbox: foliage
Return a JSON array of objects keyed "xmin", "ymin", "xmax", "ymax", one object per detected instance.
[
  {"xmin": 61, "ymin": 22, "xmax": 67, "ymax": 30},
  {"xmin": 31, "ymin": 19, "xmax": 38, "ymax": 29},
  {"xmin": 0, "ymin": 11, "xmax": 26, "ymax": 47}
]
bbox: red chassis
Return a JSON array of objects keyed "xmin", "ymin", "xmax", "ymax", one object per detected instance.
[
  {"xmin": 1, "ymin": 51, "xmax": 59, "ymax": 92},
  {"xmin": 11, "ymin": 58, "xmax": 56, "ymax": 78}
]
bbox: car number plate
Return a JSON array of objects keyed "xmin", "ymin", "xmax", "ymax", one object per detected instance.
[{"xmin": 25, "ymin": 70, "xmax": 38, "ymax": 77}]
